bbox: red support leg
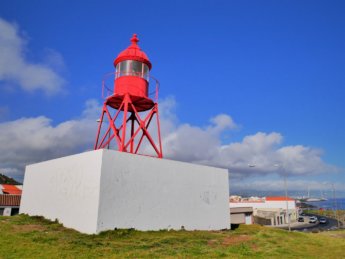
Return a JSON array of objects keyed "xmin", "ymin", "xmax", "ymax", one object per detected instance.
[
  {"xmin": 94, "ymin": 105, "xmax": 105, "ymax": 150},
  {"xmin": 130, "ymin": 112, "xmax": 135, "ymax": 153},
  {"xmin": 120, "ymin": 94, "xmax": 129, "ymax": 152},
  {"xmin": 155, "ymin": 104, "xmax": 163, "ymax": 158},
  {"xmin": 94, "ymin": 96, "xmax": 163, "ymax": 158}
]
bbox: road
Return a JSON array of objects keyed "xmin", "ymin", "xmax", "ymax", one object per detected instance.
[{"xmin": 290, "ymin": 214, "xmax": 340, "ymax": 232}]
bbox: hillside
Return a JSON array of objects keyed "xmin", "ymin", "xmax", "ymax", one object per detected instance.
[
  {"xmin": 0, "ymin": 215, "xmax": 344, "ymax": 258},
  {"xmin": 0, "ymin": 173, "xmax": 21, "ymax": 185}
]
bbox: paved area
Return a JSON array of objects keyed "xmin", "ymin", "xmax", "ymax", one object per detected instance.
[
  {"xmin": 271, "ymin": 214, "xmax": 340, "ymax": 232},
  {"xmin": 268, "ymin": 221, "xmax": 313, "ymax": 230}
]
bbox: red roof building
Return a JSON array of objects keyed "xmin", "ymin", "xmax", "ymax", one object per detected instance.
[
  {"xmin": 1, "ymin": 184, "xmax": 22, "ymax": 195},
  {"xmin": 0, "ymin": 194, "xmax": 21, "ymax": 206},
  {"xmin": 265, "ymin": 196, "xmax": 295, "ymax": 201},
  {"xmin": 0, "ymin": 194, "xmax": 21, "ymax": 216}
]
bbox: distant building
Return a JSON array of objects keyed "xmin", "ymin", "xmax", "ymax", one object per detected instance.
[
  {"xmin": 0, "ymin": 185, "xmax": 22, "ymax": 216},
  {"xmin": 229, "ymin": 196, "xmax": 298, "ymax": 226},
  {"xmin": 0, "ymin": 195, "xmax": 21, "ymax": 216},
  {"xmin": 0, "ymin": 184, "xmax": 23, "ymax": 195},
  {"xmin": 230, "ymin": 207, "xmax": 254, "ymax": 225}
]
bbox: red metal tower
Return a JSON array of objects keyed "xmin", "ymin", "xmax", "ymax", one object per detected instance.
[{"xmin": 94, "ymin": 34, "xmax": 163, "ymax": 158}]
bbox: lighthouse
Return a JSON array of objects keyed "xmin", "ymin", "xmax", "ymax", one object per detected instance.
[
  {"xmin": 20, "ymin": 35, "xmax": 230, "ymax": 234},
  {"xmin": 94, "ymin": 34, "xmax": 163, "ymax": 158}
]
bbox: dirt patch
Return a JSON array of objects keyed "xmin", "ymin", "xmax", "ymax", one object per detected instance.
[
  {"xmin": 207, "ymin": 239, "xmax": 219, "ymax": 246},
  {"xmin": 221, "ymin": 235, "xmax": 252, "ymax": 246},
  {"xmin": 251, "ymin": 243, "xmax": 259, "ymax": 251},
  {"xmin": 12, "ymin": 224, "xmax": 46, "ymax": 233},
  {"xmin": 328, "ymin": 233, "xmax": 345, "ymax": 239}
]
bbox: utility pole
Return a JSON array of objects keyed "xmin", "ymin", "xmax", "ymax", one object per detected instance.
[
  {"xmin": 274, "ymin": 164, "xmax": 291, "ymax": 231},
  {"xmin": 332, "ymin": 184, "xmax": 340, "ymax": 228},
  {"xmin": 284, "ymin": 174, "xmax": 291, "ymax": 231}
]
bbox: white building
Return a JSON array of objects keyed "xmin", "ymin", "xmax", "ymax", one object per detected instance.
[
  {"xmin": 229, "ymin": 196, "xmax": 298, "ymax": 226},
  {"xmin": 0, "ymin": 195, "xmax": 21, "ymax": 216},
  {"xmin": 230, "ymin": 207, "xmax": 254, "ymax": 225}
]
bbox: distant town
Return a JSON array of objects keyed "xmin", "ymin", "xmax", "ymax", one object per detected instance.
[{"xmin": 1, "ymin": 173, "xmax": 343, "ymax": 231}]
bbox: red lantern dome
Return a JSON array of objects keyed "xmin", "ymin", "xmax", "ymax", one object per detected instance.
[{"xmin": 114, "ymin": 34, "xmax": 152, "ymax": 69}]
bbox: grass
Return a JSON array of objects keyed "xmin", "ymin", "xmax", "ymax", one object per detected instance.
[
  {"xmin": 0, "ymin": 215, "xmax": 345, "ymax": 259},
  {"xmin": 306, "ymin": 209, "xmax": 345, "ymax": 218}
]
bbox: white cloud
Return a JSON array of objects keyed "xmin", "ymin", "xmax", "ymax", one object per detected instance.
[
  {"xmin": 160, "ymin": 98, "xmax": 337, "ymax": 177},
  {"xmin": 0, "ymin": 97, "xmax": 338, "ymax": 184},
  {"xmin": 232, "ymin": 179, "xmax": 345, "ymax": 195},
  {"xmin": 0, "ymin": 17, "xmax": 66, "ymax": 95},
  {"xmin": 0, "ymin": 106, "xmax": 9, "ymax": 119},
  {"xmin": 0, "ymin": 99, "xmax": 100, "ymax": 181},
  {"xmin": 209, "ymin": 114, "xmax": 238, "ymax": 133},
  {"xmin": 41, "ymin": 48, "xmax": 65, "ymax": 71}
]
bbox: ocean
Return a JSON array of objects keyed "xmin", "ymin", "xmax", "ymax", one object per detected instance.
[{"xmin": 305, "ymin": 198, "xmax": 345, "ymax": 210}]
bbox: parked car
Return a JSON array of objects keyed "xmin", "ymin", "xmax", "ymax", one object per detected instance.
[
  {"xmin": 298, "ymin": 216, "xmax": 304, "ymax": 222},
  {"xmin": 319, "ymin": 218, "xmax": 327, "ymax": 224},
  {"xmin": 309, "ymin": 216, "xmax": 318, "ymax": 223}
]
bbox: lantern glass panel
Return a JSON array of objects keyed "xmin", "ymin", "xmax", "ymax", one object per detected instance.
[
  {"xmin": 143, "ymin": 64, "xmax": 149, "ymax": 80},
  {"xmin": 131, "ymin": 61, "xmax": 142, "ymax": 75},
  {"xmin": 119, "ymin": 61, "xmax": 130, "ymax": 76},
  {"xmin": 116, "ymin": 61, "xmax": 149, "ymax": 81}
]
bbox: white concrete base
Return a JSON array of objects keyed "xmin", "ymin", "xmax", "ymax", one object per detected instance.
[{"xmin": 20, "ymin": 150, "xmax": 230, "ymax": 234}]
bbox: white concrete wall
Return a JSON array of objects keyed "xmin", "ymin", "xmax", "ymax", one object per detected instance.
[
  {"xmin": 97, "ymin": 150, "xmax": 230, "ymax": 232},
  {"xmin": 20, "ymin": 150, "xmax": 103, "ymax": 234},
  {"xmin": 230, "ymin": 202, "xmax": 266, "ymax": 209},
  {"xmin": 21, "ymin": 150, "xmax": 230, "ymax": 234},
  {"xmin": 245, "ymin": 214, "xmax": 252, "ymax": 225},
  {"xmin": 230, "ymin": 200, "xmax": 296, "ymax": 210},
  {"xmin": 3, "ymin": 207, "xmax": 11, "ymax": 216},
  {"xmin": 266, "ymin": 200, "xmax": 296, "ymax": 210}
]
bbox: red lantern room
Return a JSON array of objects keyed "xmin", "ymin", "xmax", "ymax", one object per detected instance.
[
  {"xmin": 94, "ymin": 34, "xmax": 163, "ymax": 158},
  {"xmin": 107, "ymin": 34, "xmax": 154, "ymax": 112}
]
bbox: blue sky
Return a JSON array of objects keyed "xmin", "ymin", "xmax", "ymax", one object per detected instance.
[{"xmin": 0, "ymin": 0, "xmax": 344, "ymax": 197}]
